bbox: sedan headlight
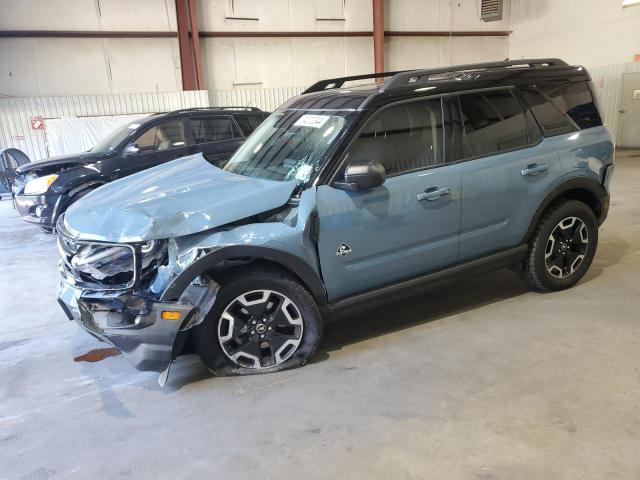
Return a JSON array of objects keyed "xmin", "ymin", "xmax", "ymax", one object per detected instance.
[{"xmin": 24, "ymin": 174, "xmax": 58, "ymax": 195}]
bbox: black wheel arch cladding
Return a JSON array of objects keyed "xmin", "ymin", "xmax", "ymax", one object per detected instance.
[
  {"xmin": 524, "ymin": 176, "xmax": 607, "ymax": 242},
  {"xmin": 160, "ymin": 245, "xmax": 328, "ymax": 306}
]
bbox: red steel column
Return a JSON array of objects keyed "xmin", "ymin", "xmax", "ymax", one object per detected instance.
[
  {"xmin": 187, "ymin": 0, "xmax": 205, "ymax": 90},
  {"xmin": 372, "ymin": 0, "xmax": 384, "ymax": 73},
  {"xmin": 176, "ymin": 0, "xmax": 196, "ymax": 90}
]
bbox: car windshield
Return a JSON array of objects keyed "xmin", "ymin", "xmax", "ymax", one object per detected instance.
[
  {"xmin": 222, "ymin": 109, "xmax": 356, "ymax": 184},
  {"xmin": 91, "ymin": 121, "xmax": 142, "ymax": 153}
]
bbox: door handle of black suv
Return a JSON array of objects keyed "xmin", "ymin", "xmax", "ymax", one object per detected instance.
[
  {"xmin": 521, "ymin": 163, "xmax": 548, "ymax": 177},
  {"xmin": 417, "ymin": 186, "xmax": 451, "ymax": 201}
]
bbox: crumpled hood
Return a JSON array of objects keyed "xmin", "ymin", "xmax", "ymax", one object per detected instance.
[{"xmin": 64, "ymin": 153, "xmax": 297, "ymax": 242}]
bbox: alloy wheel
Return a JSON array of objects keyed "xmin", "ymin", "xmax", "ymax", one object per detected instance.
[
  {"xmin": 217, "ymin": 290, "xmax": 304, "ymax": 369},
  {"xmin": 544, "ymin": 216, "xmax": 589, "ymax": 279}
]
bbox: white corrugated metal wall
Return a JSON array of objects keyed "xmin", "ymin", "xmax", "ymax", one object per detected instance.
[
  {"xmin": 211, "ymin": 87, "xmax": 303, "ymax": 113},
  {"xmin": 0, "ymin": 91, "xmax": 210, "ymax": 161},
  {"xmin": 0, "ymin": 87, "xmax": 303, "ymax": 161},
  {"xmin": 588, "ymin": 62, "xmax": 640, "ymax": 145}
]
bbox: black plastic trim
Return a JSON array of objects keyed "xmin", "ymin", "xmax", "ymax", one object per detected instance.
[
  {"xmin": 326, "ymin": 244, "xmax": 528, "ymax": 316},
  {"xmin": 523, "ymin": 177, "xmax": 608, "ymax": 241},
  {"xmin": 160, "ymin": 246, "xmax": 327, "ymax": 305}
]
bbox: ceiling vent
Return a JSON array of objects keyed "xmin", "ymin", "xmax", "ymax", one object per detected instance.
[{"xmin": 480, "ymin": 0, "xmax": 503, "ymax": 21}]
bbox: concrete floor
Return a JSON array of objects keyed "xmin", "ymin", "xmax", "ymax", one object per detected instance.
[{"xmin": 1, "ymin": 151, "xmax": 639, "ymax": 480}]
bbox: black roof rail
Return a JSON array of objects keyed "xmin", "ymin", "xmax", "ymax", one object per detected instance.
[
  {"xmin": 169, "ymin": 106, "xmax": 263, "ymax": 114},
  {"xmin": 303, "ymin": 58, "xmax": 569, "ymax": 95},
  {"xmin": 384, "ymin": 58, "xmax": 569, "ymax": 91},
  {"xmin": 212, "ymin": 106, "xmax": 263, "ymax": 111},
  {"xmin": 302, "ymin": 70, "xmax": 411, "ymax": 94}
]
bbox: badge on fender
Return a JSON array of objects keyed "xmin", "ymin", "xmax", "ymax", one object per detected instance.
[{"xmin": 336, "ymin": 243, "xmax": 352, "ymax": 257}]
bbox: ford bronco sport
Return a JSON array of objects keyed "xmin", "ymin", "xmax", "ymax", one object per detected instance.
[{"xmin": 56, "ymin": 59, "xmax": 614, "ymax": 381}]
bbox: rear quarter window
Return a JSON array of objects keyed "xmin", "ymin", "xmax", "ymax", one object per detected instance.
[
  {"xmin": 234, "ymin": 114, "xmax": 268, "ymax": 136},
  {"xmin": 518, "ymin": 86, "xmax": 576, "ymax": 137},
  {"xmin": 539, "ymin": 81, "xmax": 602, "ymax": 130},
  {"xmin": 189, "ymin": 117, "xmax": 242, "ymax": 143}
]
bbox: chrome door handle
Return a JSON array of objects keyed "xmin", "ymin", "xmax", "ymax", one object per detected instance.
[
  {"xmin": 521, "ymin": 163, "xmax": 548, "ymax": 176},
  {"xmin": 417, "ymin": 186, "xmax": 451, "ymax": 201}
]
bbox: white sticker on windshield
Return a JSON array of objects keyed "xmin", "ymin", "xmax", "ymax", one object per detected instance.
[{"xmin": 294, "ymin": 114, "xmax": 330, "ymax": 129}]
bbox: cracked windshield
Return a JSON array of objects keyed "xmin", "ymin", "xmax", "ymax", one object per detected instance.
[{"xmin": 223, "ymin": 109, "xmax": 354, "ymax": 184}]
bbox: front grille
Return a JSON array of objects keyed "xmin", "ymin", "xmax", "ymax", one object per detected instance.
[{"xmin": 57, "ymin": 215, "xmax": 138, "ymax": 290}]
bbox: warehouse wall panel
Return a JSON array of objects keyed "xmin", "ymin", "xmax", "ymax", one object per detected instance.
[
  {"xmin": 210, "ymin": 86, "xmax": 302, "ymax": 111},
  {"xmin": 1, "ymin": 0, "xmax": 512, "ymax": 95},
  {"xmin": 509, "ymin": 0, "xmax": 640, "ymax": 67},
  {"xmin": 0, "ymin": 0, "xmax": 177, "ymax": 31},
  {"xmin": 0, "ymin": 38, "xmax": 182, "ymax": 97},
  {"xmin": 589, "ymin": 62, "xmax": 640, "ymax": 144}
]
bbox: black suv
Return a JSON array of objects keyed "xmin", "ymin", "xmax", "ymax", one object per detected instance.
[{"xmin": 13, "ymin": 107, "xmax": 269, "ymax": 231}]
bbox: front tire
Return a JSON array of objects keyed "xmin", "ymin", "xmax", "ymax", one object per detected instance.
[
  {"xmin": 193, "ymin": 265, "xmax": 323, "ymax": 376},
  {"xmin": 524, "ymin": 199, "xmax": 598, "ymax": 292}
]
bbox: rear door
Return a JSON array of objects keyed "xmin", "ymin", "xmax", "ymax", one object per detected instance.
[
  {"xmin": 450, "ymin": 88, "xmax": 562, "ymax": 261},
  {"xmin": 187, "ymin": 115, "xmax": 244, "ymax": 167},
  {"xmin": 118, "ymin": 118, "xmax": 189, "ymax": 178},
  {"xmin": 316, "ymin": 98, "xmax": 461, "ymax": 302}
]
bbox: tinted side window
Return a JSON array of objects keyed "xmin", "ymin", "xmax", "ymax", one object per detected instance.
[
  {"xmin": 443, "ymin": 98, "xmax": 466, "ymax": 163},
  {"xmin": 458, "ymin": 90, "xmax": 529, "ymax": 158},
  {"xmin": 189, "ymin": 117, "xmax": 241, "ymax": 144},
  {"xmin": 134, "ymin": 120, "xmax": 185, "ymax": 152},
  {"xmin": 539, "ymin": 81, "xmax": 602, "ymax": 129},
  {"xmin": 235, "ymin": 114, "xmax": 267, "ymax": 136},
  {"xmin": 347, "ymin": 99, "xmax": 443, "ymax": 176},
  {"xmin": 519, "ymin": 86, "xmax": 576, "ymax": 137}
]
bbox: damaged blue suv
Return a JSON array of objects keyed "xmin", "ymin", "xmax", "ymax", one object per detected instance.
[{"xmin": 57, "ymin": 59, "xmax": 614, "ymax": 380}]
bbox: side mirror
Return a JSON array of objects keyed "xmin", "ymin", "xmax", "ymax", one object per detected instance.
[
  {"xmin": 336, "ymin": 159, "xmax": 386, "ymax": 191},
  {"xmin": 124, "ymin": 144, "xmax": 140, "ymax": 156}
]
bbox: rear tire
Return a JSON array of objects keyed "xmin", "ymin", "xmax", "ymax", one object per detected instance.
[
  {"xmin": 523, "ymin": 200, "xmax": 598, "ymax": 292},
  {"xmin": 193, "ymin": 265, "xmax": 323, "ymax": 376}
]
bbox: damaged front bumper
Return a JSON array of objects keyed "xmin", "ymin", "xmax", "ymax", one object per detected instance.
[
  {"xmin": 57, "ymin": 267, "xmax": 217, "ymax": 372},
  {"xmin": 14, "ymin": 192, "xmax": 62, "ymax": 229}
]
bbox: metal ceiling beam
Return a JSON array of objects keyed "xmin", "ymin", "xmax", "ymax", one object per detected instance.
[
  {"xmin": 187, "ymin": 0, "xmax": 205, "ymax": 90},
  {"xmin": 0, "ymin": 30, "xmax": 512, "ymax": 39},
  {"xmin": 176, "ymin": 0, "xmax": 196, "ymax": 90}
]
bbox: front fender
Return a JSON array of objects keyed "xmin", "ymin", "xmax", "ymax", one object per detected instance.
[
  {"xmin": 160, "ymin": 245, "xmax": 327, "ymax": 307},
  {"xmin": 52, "ymin": 166, "xmax": 109, "ymax": 196}
]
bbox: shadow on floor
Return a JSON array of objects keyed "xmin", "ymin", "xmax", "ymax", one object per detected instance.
[
  {"xmin": 319, "ymin": 268, "xmax": 530, "ymax": 356},
  {"xmin": 166, "ymin": 268, "xmax": 532, "ymax": 390}
]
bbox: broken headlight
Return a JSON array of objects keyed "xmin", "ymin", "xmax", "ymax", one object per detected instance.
[{"xmin": 70, "ymin": 240, "xmax": 167, "ymax": 287}]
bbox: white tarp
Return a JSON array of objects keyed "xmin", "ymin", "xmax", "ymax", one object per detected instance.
[{"xmin": 44, "ymin": 114, "xmax": 149, "ymax": 157}]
